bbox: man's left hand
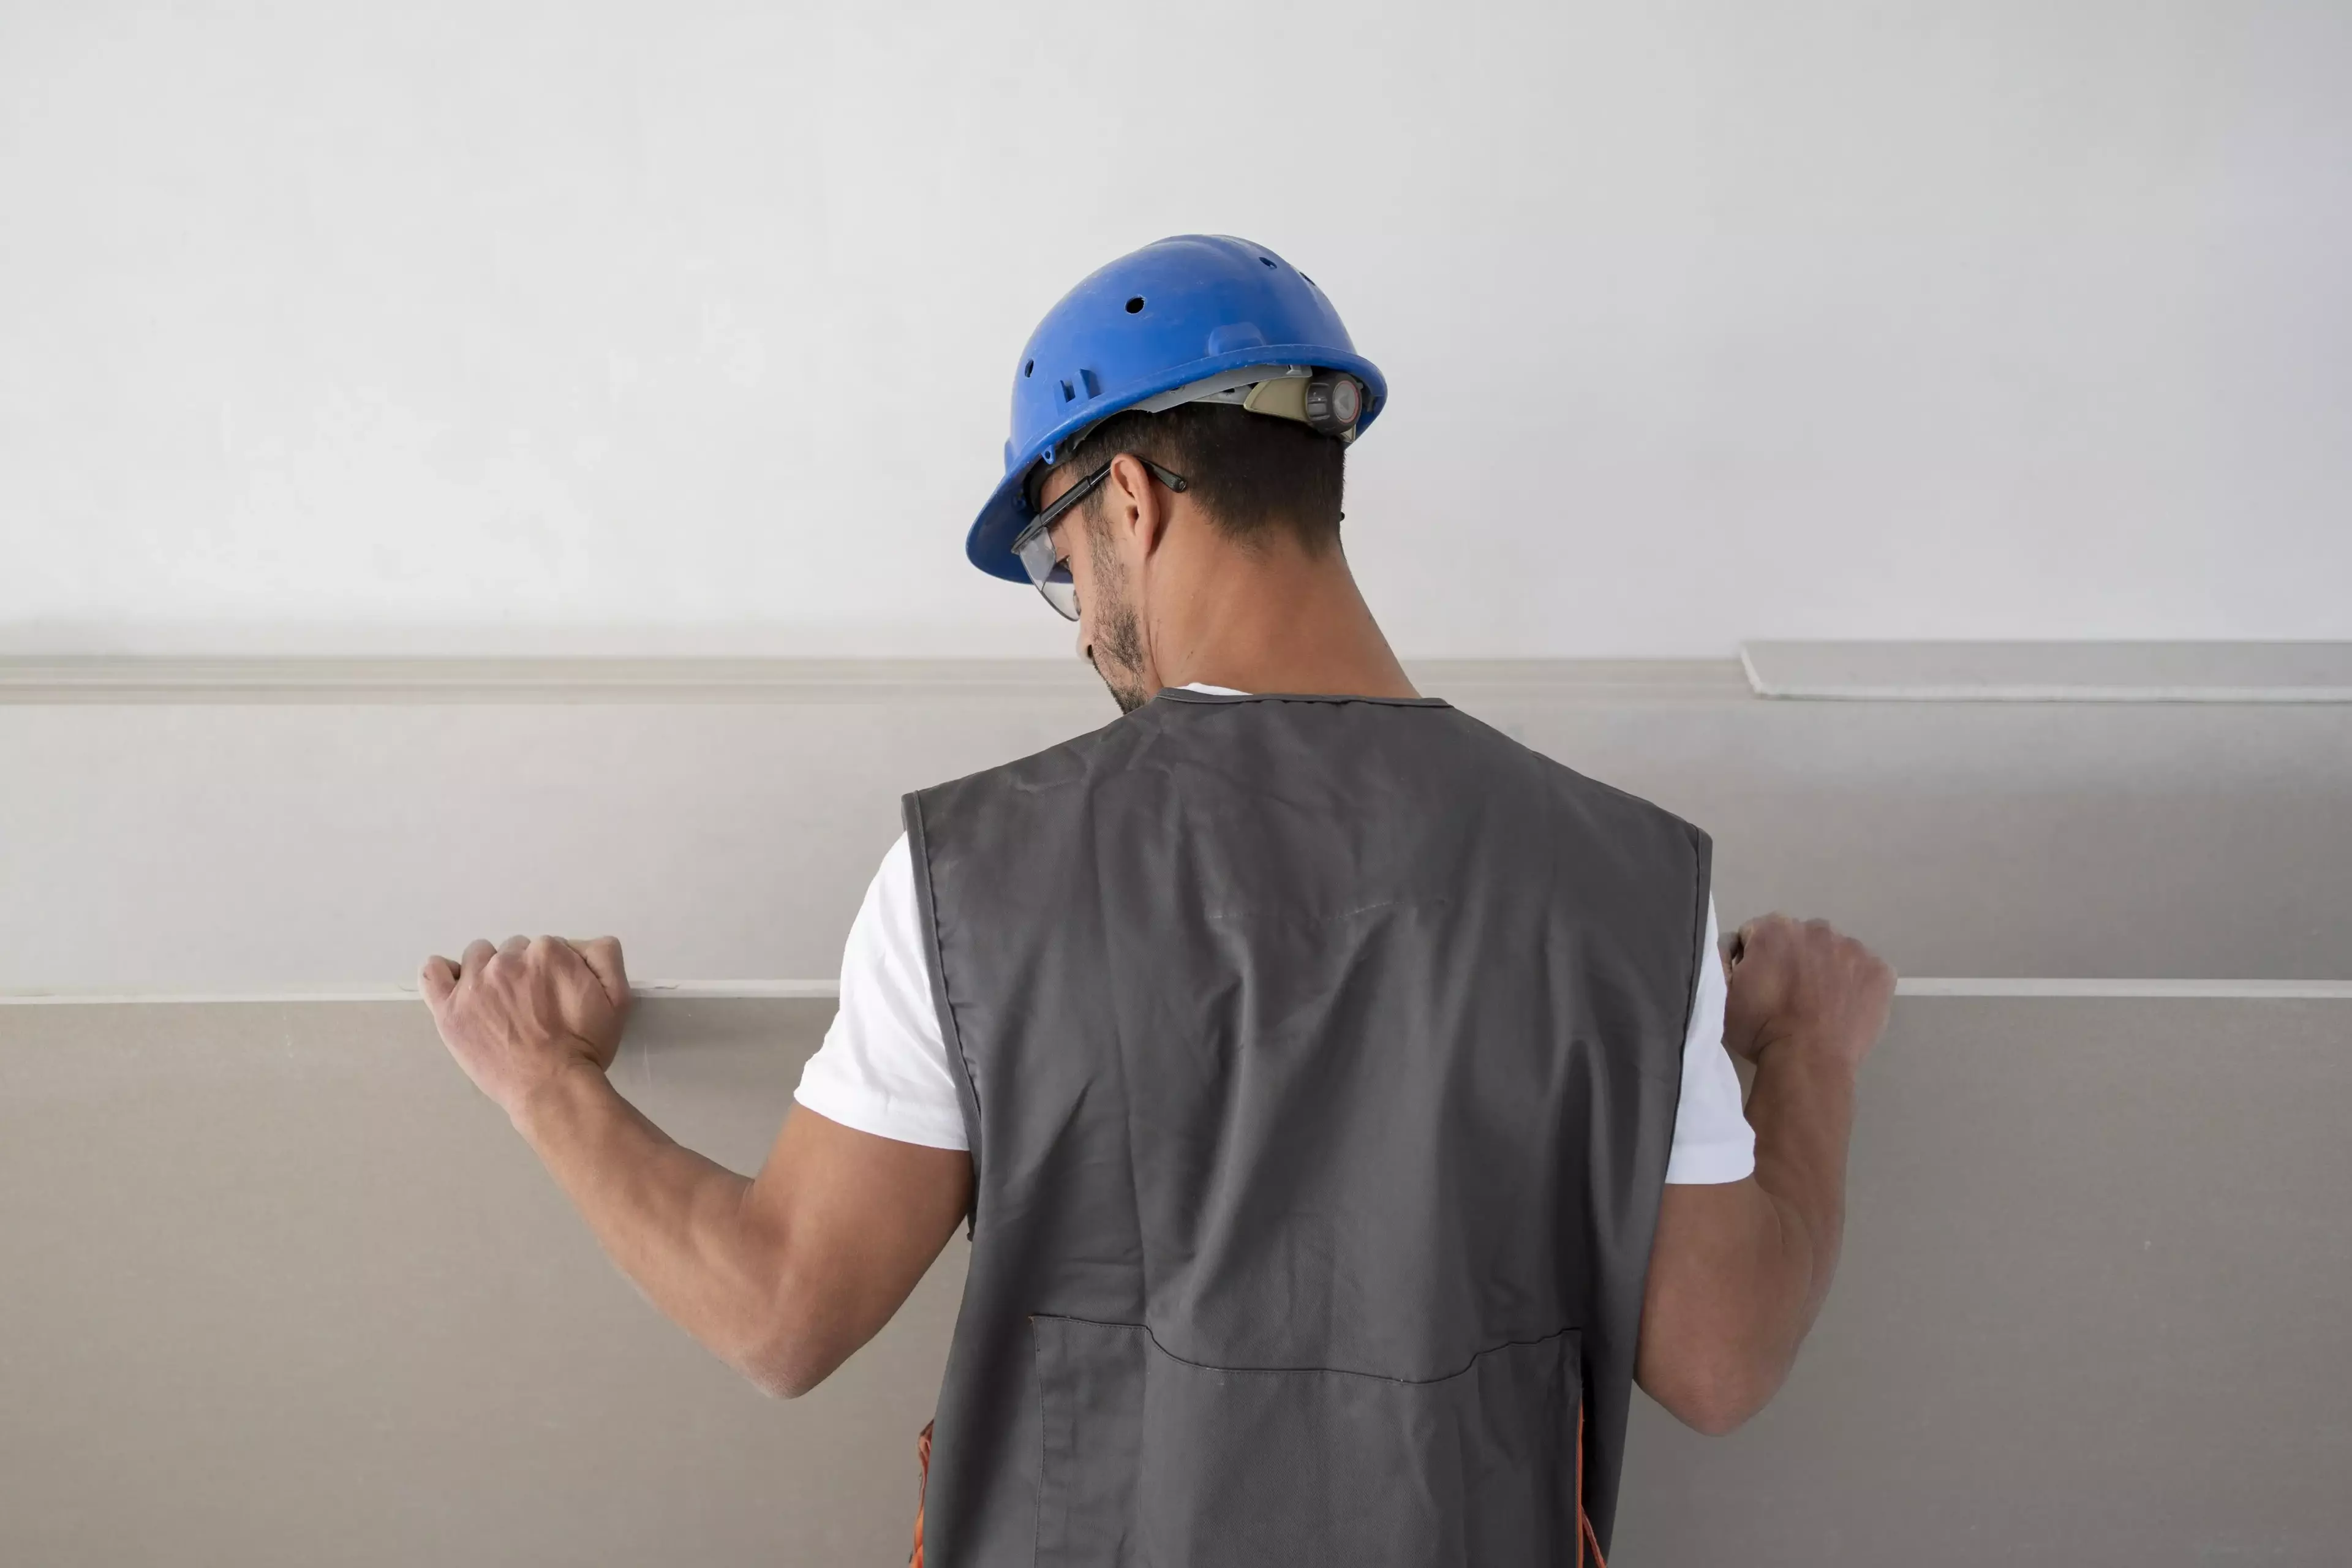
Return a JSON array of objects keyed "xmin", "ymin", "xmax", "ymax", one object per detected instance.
[{"xmin": 421, "ymin": 935, "xmax": 633, "ymax": 1123}]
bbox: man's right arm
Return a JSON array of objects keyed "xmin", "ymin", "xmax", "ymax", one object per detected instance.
[{"xmin": 1633, "ymin": 915, "xmax": 1894, "ymax": 1436}]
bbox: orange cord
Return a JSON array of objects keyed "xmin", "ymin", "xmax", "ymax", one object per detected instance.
[
  {"xmin": 910, "ymin": 1420, "xmax": 932, "ymax": 1568},
  {"xmin": 1577, "ymin": 1398, "xmax": 1607, "ymax": 1567}
]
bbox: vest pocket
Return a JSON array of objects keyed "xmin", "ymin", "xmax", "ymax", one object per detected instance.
[{"xmin": 1031, "ymin": 1315, "xmax": 1585, "ymax": 1567}]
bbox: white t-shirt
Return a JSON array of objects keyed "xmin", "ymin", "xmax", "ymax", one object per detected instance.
[{"xmin": 795, "ymin": 687, "xmax": 1757, "ymax": 1185}]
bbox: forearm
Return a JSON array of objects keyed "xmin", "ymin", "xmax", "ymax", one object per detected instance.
[
  {"xmin": 1640, "ymin": 914, "xmax": 1888, "ymax": 1433},
  {"xmin": 1741, "ymin": 1038, "xmax": 1860, "ymax": 1371},
  {"xmin": 511, "ymin": 1060, "xmax": 790, "ymax": 1384}
]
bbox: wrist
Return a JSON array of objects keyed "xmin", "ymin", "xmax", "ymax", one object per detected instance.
[
  {"xmin": 1753, "ymin": 1024, "xmax": 1866, "ymax": 1082},
  {"xmin": 510, "ymin": 1055, "xmax": 609, "ymax": 1141}
]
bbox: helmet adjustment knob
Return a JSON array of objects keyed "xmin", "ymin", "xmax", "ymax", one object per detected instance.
[{"xmin": 1302, "ymin": 373, "xmax": 1363, "ymax": 436}]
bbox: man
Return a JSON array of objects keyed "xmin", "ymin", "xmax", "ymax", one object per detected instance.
[{"xmin": 423, "ymin": 235, "xmax": 1893, "ymax": 1564}]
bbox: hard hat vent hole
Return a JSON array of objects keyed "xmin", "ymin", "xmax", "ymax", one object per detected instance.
[
  {"xmin": 1125, "ymin": 296, "xmax": 1145, "ymax": 314},
  {"xmin": 1301, "ymin": 273, "xmax": 1315, "ymax": 286},
  {"xmin": 1023, "ymin": 360, "xmax": 1034, "ymax": 377},
  {"xmin": 1259, "ymin": 256, "xmax": 1276, "ymax": 268}
]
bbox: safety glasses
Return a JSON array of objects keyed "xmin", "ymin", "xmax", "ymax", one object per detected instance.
[{"xmin": 1010, "ymin": 458, "xmax": 1189, "ymax": 620}]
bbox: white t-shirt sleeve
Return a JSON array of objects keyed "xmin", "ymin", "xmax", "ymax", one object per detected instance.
[
  {"xmin": 792, "ymin": 832, "xmax": 971, "ymax": 1150},
  {"xmin": 795, "ymin": 835, "xmax": 1757, "ymax": 1183},
  {"xmin": 1661, "ymin": 897, "xmax": 1757, "ymax": 1184}
]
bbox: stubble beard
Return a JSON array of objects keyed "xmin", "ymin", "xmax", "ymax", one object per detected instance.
[{"xmin": 1084, "ymin": 514, "xmax": 1152, "ymax": 715}]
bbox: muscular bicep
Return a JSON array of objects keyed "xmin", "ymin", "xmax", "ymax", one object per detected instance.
[
  {"xmin": 1635, "ymin": 1175, "xmax": 1794, "ymax": 1436},
  {"xmin": 739, "ymin": 1103, "xmax": 973, "ymax": 1397}
]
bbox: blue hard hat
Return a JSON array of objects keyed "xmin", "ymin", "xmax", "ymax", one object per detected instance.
[{"xmin": 966, "ymin": 234, "xmax": 1387, "ymax": 583}]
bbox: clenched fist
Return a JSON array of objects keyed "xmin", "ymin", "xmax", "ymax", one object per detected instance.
[
  {"xmin": 420, "ymin": 935, "xmax": 633, "ymax": 1123},
  {"xmin": 1720, "ymin": 914, "xmax": 1894, "ymax": 1074}
]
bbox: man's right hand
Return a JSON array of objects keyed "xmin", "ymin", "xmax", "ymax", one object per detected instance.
[{"xmin": 1720, "ymin": 914, "xmax": 1896, "ymax": 1074}]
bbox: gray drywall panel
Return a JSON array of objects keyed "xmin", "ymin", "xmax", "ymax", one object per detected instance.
[
  {"xmin": 0, "ymin": 997, "xmax": 956, "ymax": 1567},
  {"xmin": 2, "ymin": 668, "xmax": 2347, "ymax": 992},
  {"xmin": 2, "ymin": 995, "xmax": 2346, "ymax": 1564},
  {"xmin": 1611, "ymin": 995, "xmax": 2352, "ymax": 1565},
  {"xmin": 1494, "ymin": 696, "xmax": 2352, "ymax": 984}
]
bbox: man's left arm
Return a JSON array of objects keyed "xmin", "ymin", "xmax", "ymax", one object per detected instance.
[{"xmin": 421, "ymin": 934, "xmax": 971, "ymax": 1399}]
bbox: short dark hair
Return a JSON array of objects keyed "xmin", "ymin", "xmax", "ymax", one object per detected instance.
[{"xmin": 1037, "ymin": 401, "xmax": 1346, "ymax": 554}]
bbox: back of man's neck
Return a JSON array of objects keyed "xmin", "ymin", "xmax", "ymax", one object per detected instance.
[{"xmin": 1155, "ymin": 551, "xmax": 1418, "ymax": 699}]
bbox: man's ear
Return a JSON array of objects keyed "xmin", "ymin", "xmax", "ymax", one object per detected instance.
[{"xmin": 1109, "ymin": 453, "xmax": 1171, "ymax": 556}]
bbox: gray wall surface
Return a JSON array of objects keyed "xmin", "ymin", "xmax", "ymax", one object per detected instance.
[
  {"xmin": 6, "ymin": 669, "xmax": 2346, "ymax": 1562},
  {"xmin": 6, "ymin": 662, "xmax": 2350, "ymax": 992},
  {"xmin": 1, "ymin": 998, "xmax": 937, "ymax": 1567},
  {"xmin": 1615, "ymin": 995, "xmax": 2352, "ymax": 1565},
  {"xmin": 3, "ymin": 993, "xmax": 2346, "ymax": 1565}
]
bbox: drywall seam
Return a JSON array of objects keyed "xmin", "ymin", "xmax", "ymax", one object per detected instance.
[
  {"xmin": 1890, "ymin": 978, "xmax": 2352, "ymax": 998},
  {"xmin": 6, "ymin": 978, "xmax": 2348, "ymax": 1005},
  {"xmin": 0, "ymin": 981, "xmax": 844, "ymax": 1005}
]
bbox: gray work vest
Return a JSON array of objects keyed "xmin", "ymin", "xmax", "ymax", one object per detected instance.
[{"xmin": 905, "ymin": 689, "xmax": 1710, "ymax": 1566}]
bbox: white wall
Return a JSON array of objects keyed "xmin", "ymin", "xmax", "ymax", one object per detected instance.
[{"xmin": 3, "ymin": 0, "xmax": 2346, "ymax": 658}]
